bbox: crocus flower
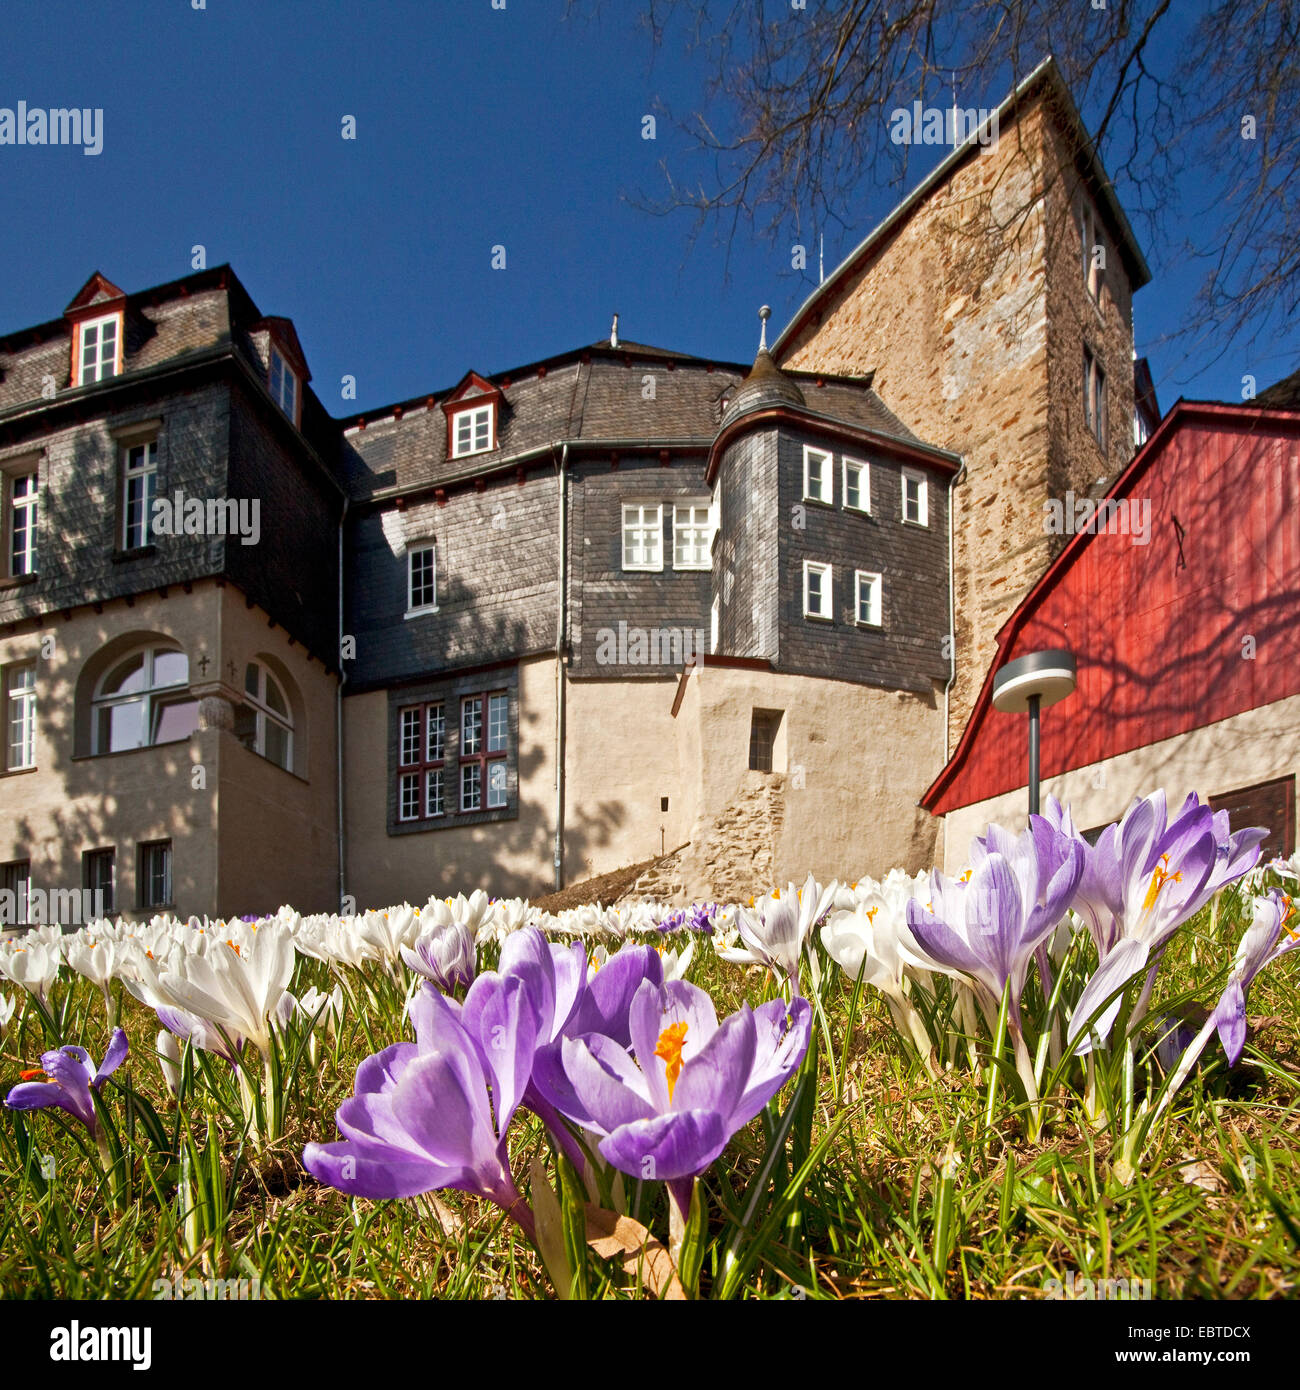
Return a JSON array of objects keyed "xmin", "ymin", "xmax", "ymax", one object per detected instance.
[
  {"xmin": 466, "ymin": 928, "xmax": 663, "ymax": 1169},
  {"xmin": 149, "ymin": 920, "xmax": 296, "ymax": 1059},
  {"xmin": 0, "ymin": 938, "xmax": 62, "ymax": 1006},
  {"xmin": 156, "ymin": 1030, "xmax": 182, "ymax": 1096},
  {"xmin": 906, "ymin": 821, "xmax": 1084, "ymax": 1105},
  {"xmin": 302, "ymin": 984, "xmax": 536, "ymax": 1235},
  {"xmin": 1064, "ymin": 792, "xmax": 1266, "ymax": 1050},
  {"xmin": 722, "ymin": 875, "xmax": 837, "ymax": 993},
  {"xmin": 401, "ymin": 919, "xmax": 476, "ymax": 991},
  {"xmin": 0, "ymin": 993, "xmax": 14, "ymax": 1035},
  {"xmin": 1154, "ymin": 890, "xmax": 1300, "ymax": 1115},
  {"xmin": 821, "ymin": 890, "xmax": 936, "ymax": 1066},
  {"xmin": 155, "ymin": 1004, "xmax": 243, "ymax": 1066},
  {"xmin": 5, "ymin": 1028, "xmax": 128, "ymax": 1139},
  {"xmin": 553, "ymin": 978, "xmax": 811, "ymax": 1216}
]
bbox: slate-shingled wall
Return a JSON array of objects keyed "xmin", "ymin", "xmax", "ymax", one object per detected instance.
[
  {"xmin": 777, "ymin": 427, "xmax": 950, "ymax": 692},
  {"xmin": 224, "ymin": 381, "xmax": 341, "ymax": 662},
  {"xmin": 346, "ymin": 472, "xmax": 561, "ymax": 689},
  {"xmin": 0, "ymin": 384, "xmax": 231, "ymax": 627},
  {"xmin": 567, "ymin": 455, "xmax": 712, "ymax": 678},
  {"xmin": 714, "ymin": 430, "xmax": 781, "ymax": 661}
]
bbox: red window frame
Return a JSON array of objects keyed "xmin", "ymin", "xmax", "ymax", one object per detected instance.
[
  {"xmin": 397, "ymin": 701, "xmax": 446, "ymax": 822},
  {"xmin": 458, "ymin": 692, "xmax": 508, "ymax": 813}
]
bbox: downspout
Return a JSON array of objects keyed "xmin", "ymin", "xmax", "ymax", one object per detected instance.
[
  {"xmin": 940, "ymin": 459, "xmax": 967, "ymax": 873},
  {"xmin": 337, "ymin": 494, "xmax": 349, "ymax": 912},
  {"xmin": 553, "ymin": 443, "xmax": 569, "ymax": 890}
]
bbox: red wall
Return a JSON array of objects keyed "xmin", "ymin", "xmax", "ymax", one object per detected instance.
[{"xmin": 931, "ymin": 408, "xmax": 1300, "ymax": 813}]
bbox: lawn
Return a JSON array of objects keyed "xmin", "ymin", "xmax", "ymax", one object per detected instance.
[{"xmin": 1, "ymin": 792, "xmax": 1298, "ymax": 1301}]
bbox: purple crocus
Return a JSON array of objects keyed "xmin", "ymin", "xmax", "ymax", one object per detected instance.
[
  {"xmin": 155, "ymin": 1004, "xmax": 244, "ymax": 1066},
  {"xmin": 907, "ymin": 822, "xmax": 1083, "ymax": 1035},
  {"xmin": 553, "ymin": 978, "xmax": 811, "ymax": 1217},
  {"xmin": 302, "ymin": 983, "xmax": 537, "ymax": 1235},
  {"xmin": 5, "ymin": 1028, "xmax": 128, "ymax": 1139},
  {"xmin": 464, "ymin": 927, "xmax": 663, "ymax": 1169},
  {"xmin": 1154, "ymin": 890, "xmax": 1300, "ymax": 1114},
  {"xmin": 400, "ymin": 919, "xmax": 477, "ymax": 991},
  {"xmin": 905, "ymin": 821, "xmax": 1083, "ymax": 1112},
  {"xmin": 1061, "ymin": 791, "xmax": 1267, "ymax": 1050}
]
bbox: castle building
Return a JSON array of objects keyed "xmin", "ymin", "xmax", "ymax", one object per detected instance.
[{"xmin": 0, "ymin": 57, "xmax": 1190, "ymax": 920}]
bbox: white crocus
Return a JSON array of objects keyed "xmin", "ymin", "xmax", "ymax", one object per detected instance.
[
  {"xmin": 725, "ymin": 874, "xmax": 837, "ymax": 989},
  {"xmin": 657, "ymin": 938, "xmax": 696, "ymax": 982},
  {"xmin": 152, "ymin": 920, "xmax": 296, "ymax": 1059},
  {"xmin": 0, "ymin": 992, "xmax": 15, "ymax": 1034},
  {"xmin": 64, "ymin": 929, "xmax": 124, "ymax": 1024},
  {"xmin": 0, "ymin": 938, "xmax": 62, "ymax": 1005},
  {"xmin": 821, "ymin": 895, "xmax": 937, "ymax": 1067},
  {"xmin": 156, "ymin": 1030, "xmax": 182, "ymax": 1095}
]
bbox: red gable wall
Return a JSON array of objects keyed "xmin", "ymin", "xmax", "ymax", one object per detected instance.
[{"xmin": 927, "ymin": 404, "xmax": 1300, "ymax": 814}]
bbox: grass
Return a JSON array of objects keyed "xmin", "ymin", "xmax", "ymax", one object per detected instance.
[{"xmin": 1, "ymin": 879, "xmax": 1298, "ymax": 1300}]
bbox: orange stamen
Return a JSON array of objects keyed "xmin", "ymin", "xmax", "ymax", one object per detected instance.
[
  {"xmin": 1142, "ymin": 854, "xmax": 1183, "ymax": 912},
  {"xmin": 19, "ymin": 1068, "xmax": 43, "ymax": 1080},
  {"xmin": 654, "ymin": 1021, "xmax": 689, "ymax": 1102}
]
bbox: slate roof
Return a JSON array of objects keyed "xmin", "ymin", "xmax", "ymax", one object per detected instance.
[
  {"xmin": 0, "ymin": 263, "xmax": 940, "ymax": 502},
  {"xmin": 341, "ymin": 346, "xmax": 932, "ymax": 501}
]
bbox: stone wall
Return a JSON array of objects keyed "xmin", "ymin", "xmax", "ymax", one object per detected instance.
[{"xmin": 778, "ymin": 95, "xmax": 1140, "ymax": 749}]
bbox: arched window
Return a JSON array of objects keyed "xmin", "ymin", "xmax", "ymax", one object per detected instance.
[
  {"xmin": 92, "ymin": 645, "xmax": 197, "ymax": 753},
  {"xmin": 236, "ymin": 661, "xmax": 293, "ymax": 771}
]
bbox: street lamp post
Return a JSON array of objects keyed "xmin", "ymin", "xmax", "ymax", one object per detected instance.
[{"xmin": 991, "ymin": 649, "xmax": 1077, "ymax": 818}]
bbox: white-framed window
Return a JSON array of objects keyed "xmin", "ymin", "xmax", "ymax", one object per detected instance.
[
  {"xmin": 673, "ymin": 500, "xmax": 712, "ymax": 569},
  {"xmin": 1083, "ymin": 346, "xmax": 1107, "ymax": 450},
  {"xmin": 487, "ymin": 760, "xmax": 508, "ymax": 809},
  {"xmin": 451, "ymin": 404, "xmax": 494, "ymax": 458},
  {"xmin": 461, "ymin": 695, "xmax": 482, "ymax": 757},
  {"xmin": 487, "ymin": 692, "xmax": 508, "ymax": 753},
  {"xmin": 1080, "ymin": 202, "xmax": 1105, "ymax": 304},
  {"xmin": 460, "ymin": 762, "xmax": 482, "ymax": 812},
  {"xmin": 621, "ymin": 502, "xmax": 663, "ymax": 571},
  {"xmin": 8, "ymin": 470, "xmax": 38, "ymax": 577},
  {"xmin": 269, "ymin": 347, "xmax": 299, "ymax": 421},
  {"xmin": 425, "ymin": 768, "xmax": 445, "ymax": 817},
  {"xmin": 854, "ymin": 570, "xmax": 883, "ymax": 627},
  {"xmin": 397, "ymin": 699, "xmax": 446, "ymax": 822},
  {"xmin": 803, "ymin": 561, "xmax": 832, "ymax": 621},
  {"xmin": 5, "ymin": 663, "xmax": 36, "ymax": 771},
  {"xmin": 407, "ymin": 543, "xmax": 437, "ymax": 614},
  {"xmin": 77, "ymin": 313, "xmax": 121, "ymax": 385},
  {"xmin": 842, "ymin": 458, "xmax": 870, "ymax": 513},
  {"xmin": 237, "ymin": 661, "xmax": 293, "ymax": 772},
  {"xmin": 803, "ymin": 445, "xmax": 832, "ymax": 504},
  {"xmin": 92, "ymin": 646, "xmax": 197, "ymax": 754},
  {"xmin": 902, "ymin": 469, "xmax": 929, "ymax": 526},
  {"xmin": 138, "ymin": 840, "xmax": 172, "ymax": 910},
  {"xmin": 121, "ymin": 441, "xmax": 158, "ymax": 551},
  {"xmin": 399, "ymin": 773, "xmax": 421, "ymax": 822}
]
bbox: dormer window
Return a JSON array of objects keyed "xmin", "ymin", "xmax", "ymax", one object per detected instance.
[
  {"xmin": 452, "ymin": 404, "xmax": 494, "ymax": 458},
  {"xmin": 269, "ymin": 347, "xmax": 299, "ymax": 421},
  {"xmin": 440, "ymin": 371, "xmax": 503, "ymax": 461},
  {"xmin": 65, "ymin": 272, "xmax": 128, "ymax": 389},
  {"xmin": 77, "ymin": 313, "xmax": 121, "ymax": 385}
]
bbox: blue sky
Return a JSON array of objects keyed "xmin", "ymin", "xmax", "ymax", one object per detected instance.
[{"xmin": 0, "ymin": 1, "xmax": 1292, "ymax": 422}]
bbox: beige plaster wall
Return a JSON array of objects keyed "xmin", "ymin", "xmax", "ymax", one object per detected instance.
[
  {"xmin": 0, "ymin": 590, "xmax": 220, "ymax": 921},
  {"xmin": 211, "ymin": 586, "xmax": 339, "ymax": 916},
  {"xmin": 675, "ymin": 662, "xmax": 945, "ymax": 888},
  {"xmin": 343, "ymin": 656, "xmax": 560, "ymax": 907}
]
